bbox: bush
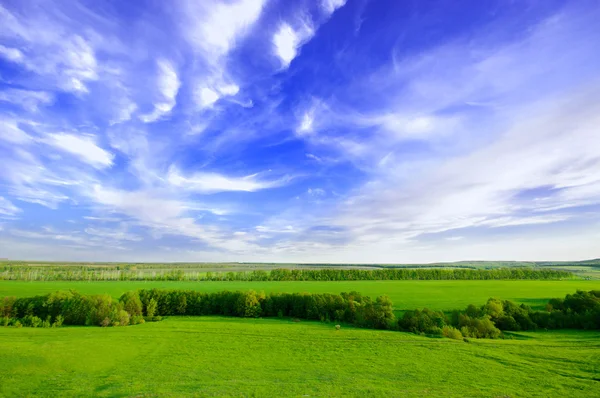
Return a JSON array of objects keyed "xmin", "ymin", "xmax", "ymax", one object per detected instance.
[
  {"xmin": 442, "ymin": 326, "xmax": 463, "ymax": 340},
  {"xmin": 458, "ymin": 314, "xmax": 501, "ymax": 339},
  {"xmin": 398, "ymin": 308, "xmax": 447, "ymax": 334},
  {"xmin": 120, "ymin": 291, "xmax": 143, "ymax": 316},
  {"xmin": 52, "ymin": 315, "xmax": 64, "ymax": 328},
  {"xmin": 22, "ymin": 315, "xmax": 42, "ymax": 328},
  {"xmin": 115, "ymin": 309, "xmax": 130, "ymax": 326},
  {"xmin": 145, "ymin": 298, "xmax": 157, "ymax": 318}
]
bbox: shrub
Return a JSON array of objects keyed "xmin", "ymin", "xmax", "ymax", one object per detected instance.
[
  {"xmin": 236, "ymin": 290, "xmax": 262, "ymax": 318},
  {"xmin": 115, "ymin": 309, "xmax": 131, "ymax": 326},
  {"xmin": 22, "ymin": 315, "xmax": 42, "ymax": 328},
  {"xmin": 146, "ymin": 298, "xmax": 158, "ymax": 318},
  {"xmin": 442, "ymin": 326, "xmax": 463, "ymax": 340},
  {"xmin": 458, "ymin": 314, "xmax": 501, "ymax": 339},
  {"xmin": 120, "ymin": 291, "xmax": 143, "ymax": 316},
  {"xmin": 53, "ymin": 315, "xmax": 64, "ymax": 328}
]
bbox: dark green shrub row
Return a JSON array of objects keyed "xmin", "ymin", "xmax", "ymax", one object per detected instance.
[
  {"xmin": 0, "ymin": 267, "xmax": 572, "ymax": 281},
  {"xmin": 0, "ymin": 290, "xmax": 145, "ymax": 327},
  {"xmin": 0, "ymin": 289, "xmax": 395, "ymax": 330},
  {"xmin": 2, "ymin": 290, "xmax": 597, "ymax": 338},
  {"xmin": 137, "ymin": 289, "xmax": 395, "ymax": 329},
  {"xmin": 398, "ymin": 290, "xmax": 600, "ymax": 339}
]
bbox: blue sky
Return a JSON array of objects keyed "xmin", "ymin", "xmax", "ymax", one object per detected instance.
[{"xmin": 0, "ymin": 0, "xmax": 599, "ymax": 262}]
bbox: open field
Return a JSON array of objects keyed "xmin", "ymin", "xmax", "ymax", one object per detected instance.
[
  {"xmin": 0, "ymin": 317, "xmax": 598, "ymax": 397},
  {"xmin": 1, "ymin": 280, "xmax": 599, "ymax": 311}
]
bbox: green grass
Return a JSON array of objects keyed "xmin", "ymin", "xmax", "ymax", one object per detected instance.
[
  {"xmin": 1, "ymin": 280, "xmax": 599, "ymax": 311},
  {"xmin": 0, "ymin": 317, "xmax": 598, "ymax": 397}
]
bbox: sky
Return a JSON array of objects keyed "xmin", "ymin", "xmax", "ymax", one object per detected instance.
[{"xmin": 0, "ymin": 0, "xmax": 599, "ymax": 263}]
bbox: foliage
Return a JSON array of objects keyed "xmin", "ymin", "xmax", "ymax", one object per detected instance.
[
  {"xmin": 397, "ymin": 290, "xmax": 600, "ymax": 339},
  {"xmin": 1, "ymin": 289, "xmax": 598, "ymax": 338}
]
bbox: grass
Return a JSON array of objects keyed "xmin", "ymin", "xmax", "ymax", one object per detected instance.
[
  {"xmin": 1, "ymin": 280, "xmax": 599, "ymax": 311},
  {"xmin": 0, "ymin": 317, "xmax": 598, "ymax": 397}
]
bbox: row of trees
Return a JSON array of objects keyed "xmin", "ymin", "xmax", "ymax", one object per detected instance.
[
  {"xmin": 398, "ymin": 290, "xmax": 600, "ymax": 339},
  {"xmin": 0, "ymin": 289, "xmax": 393, "ymax": 330},
  {"xmin": 0, "ymin": 267, "xmax": 572, "ymax": 281},
  {"xmin": 3, "ymin": 289, "xmax": 597, "ymax": 339},
  {"xmin": 136, "ymin": 289, "xmax": 395, "ymax": 329},
  {"xmin": 0, "ymin": 290, "xmax": 148, "ymax": 328}
]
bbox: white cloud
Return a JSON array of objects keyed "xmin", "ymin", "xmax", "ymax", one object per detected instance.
[
  {"xmin": 327, "ymin": 86, "xmax": 600, "ymax": 247},
  {"xmin": 273, "ymin": 22, "xmax": 314, "ymax": 68},
  {"xmin": 0, "ymin": 89, "xmax": 54, "ymax": 112},
  {"xmin": 297, "ymin": 111, "xmax": 314, "ymax": 134},
  {"xmin": 88, "ymin": 185, "xmax": 264, "ymax": 254},
  {"xmin": 182, "ymin": 0, "xmax": 265, "ymax": 58},
  {"xmin": 0, "ymin": 44, "xmax": 23, "ymax": 62},
  {"xmin": 85, "ymin": 227, "xmax": 142, "ymax": 242},
  {"xmin": 0, "ymin": 197, "xmax": 20, "ymax": 217},
  {"xmin": 0, "ymin": 120, "xmax": 32, "ymax": 144},
  {"xmin": 194, "ymin": 83, "xmax": 241, "ymax": 109},
  {"xmin": 308, "ymin": 188, "xmax": 325, "ymax": 197},
  {"xmin": 0, "ymin": 6, "xmax": 98, "ymax": 93},
  {"xmin": 179, "ymin": 0, "xmax": 264, "ymax": 109},
  {"xmin": 43, "ymin": 133, "xmax": 114, "ymax": 169},
  {"xmin": 167, "ymin": 167, "xmax": 290, "ymax": 193},
  {"xmin": 196, "ymin": 87, "xmax": 219, "ymax": 109},
  {"xmin": 139, "ymin": 59, "xmax": 181, "ymax": 123},
  {"xmin": 321, "ymin": 0, "xmax": 347, "ymax": 17},
  {"xmin": 256, "ymin": 225, "xmax": 295, "ymax": 233},
  {"xmin": 481, "ymin": 215, "xmax": 571, "ymax": 228}
]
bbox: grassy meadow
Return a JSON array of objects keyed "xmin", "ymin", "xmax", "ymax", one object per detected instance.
[
  {"xmin": 0, "ymin": 317, "xmax": 598, "ymax": 397},
  {"xmin": 2, "ymin": 270, "xmax": 599, "ymax": 397},
  {"xmin": 1, "ymin": 279, "xmax": 598, "ymax": 311}
]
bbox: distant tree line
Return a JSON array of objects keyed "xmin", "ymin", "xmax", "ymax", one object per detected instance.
[
  {"xmin": 0, "ymin": 267, "xmax": 573, "ymax": 281},
  {"xmin": 2, "ymin": 289, "xmax": 598, "ymax": 339}
]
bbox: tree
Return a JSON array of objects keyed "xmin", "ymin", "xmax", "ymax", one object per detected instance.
[
  {"xmin": 120, "ymin": 291, "xmax": 142, "ymax": 316},
  {"xmin": 146, "ymin": 298, "xmax": 158, "ymax": 317}
]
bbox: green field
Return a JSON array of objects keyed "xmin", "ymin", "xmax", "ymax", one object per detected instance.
[
  {"xmin": 2, "ymin": 279, "xmax": 599, "ymax": 396},
  {"xmin": 1, "ymin": 280, "xmax": 598, "ymax": 311},
  {"xmin": 0, "ymin": 317, "xmax": 598, "ymax": 397}
]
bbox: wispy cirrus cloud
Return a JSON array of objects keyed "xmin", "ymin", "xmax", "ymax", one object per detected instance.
[
  {"xmin": 0, "ymin": 197, "xmax": 20, "ymax": 217},
  {"xmin": 139, "ymin": 59, "xmax": 181, "ymax": 123},
  {"xmin": 42, "ymin": 133, "xmax": 114, "ymax": 169},
  {"xmin": 167, "ymin": 167, "xmax": 291, "ymax": 194},
  {"xmin": 273, "ymin": 22, "xmax": 315, "ymax": 68}
]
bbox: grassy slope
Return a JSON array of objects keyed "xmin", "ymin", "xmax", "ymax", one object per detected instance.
[
  {"xmin": 0, "ymin": 317, "xmax": 598, "ymax": 397},
  {"xmin": 1, "ymin": 280, "xmax": 599, "ymax": 310}
]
